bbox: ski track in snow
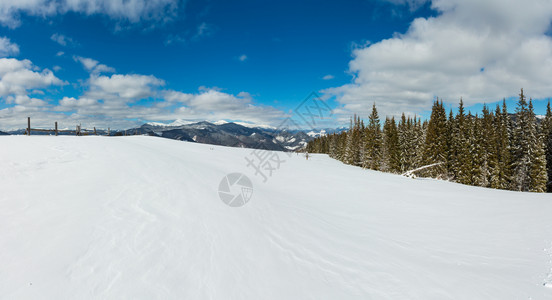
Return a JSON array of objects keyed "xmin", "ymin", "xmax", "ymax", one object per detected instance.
[{"xmin": 0, "ymin": 136, "xmax": 552, "ymax": 299}]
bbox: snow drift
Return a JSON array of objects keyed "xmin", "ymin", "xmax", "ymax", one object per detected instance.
[{"xmin": 0, "ymin": 136, "xmax": 551, "ymax": 299}]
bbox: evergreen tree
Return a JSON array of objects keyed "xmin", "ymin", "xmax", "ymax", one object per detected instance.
[
  {"xmin": 306, "ymin": 89, "xmax": 548, "ymax": 193},
  {"xmin": 343, "ymin": 118, "xmax": 355, "ymax": 165},
  {"xmin": 542, "ymin": 100, "xmax": 552, "ymax": 192},
  {"xmin": 446, "ymin": 109, "xmax": 456, "ymax": 177},
  {"xmin": 478, "ymin": 105, "xmax": 495, "ymax": 187},
  {"xmin": 382, "ymin": 117, "xmax": 400, "ymax": 172},
  {"xmin": 528, "ymin": 99, "xmax": 548, "ymax": 192},
  {"xmin": 422, "ymin": 100, "xmax": 448, "ymax": 177},
  {"xmin": 363, "ymin": 104, "xmax": 382, "ymax": 170},
  {"xmin": 511, "ymin": 89, "xmax": 547, "ymax": 192},
  {"xmin": 490, "ymin": 102, "xmax": 512, "ymax": 189},
  {"xmin": 452, "ymin": 99, "xmax": 469, "ymax": 182},
  {"xmin": 415, "ymin": 118, "xmax": 427, "ymax": 169}
]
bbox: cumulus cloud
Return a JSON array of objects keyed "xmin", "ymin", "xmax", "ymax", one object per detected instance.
[
  {"xmin": 0, "ymin": 37, "xmax": 19, "ymax": 57},
  {"xmin": 326, "ymin": 0, "xmax": 552, "ymax": 120},
  {"xmin": 0, "ymin": 0, "xmax": 181, "ymax": 28},
  {"xmin": 0, "ymin": 58, "xmax": 63, "ymax": 96},
  {"xmin": 73, "ymin": 56, "xmax": 115, "ymax": 74},
  {"xmin": 157, "ymin": 89, "xmax": 286, "ymax": 124},
  {"xmin": 87, "ymin": 73, "xmax": 165, "ymax": 101},
  {"xmin": 0, "ymin": 58, "xmax": 65, "ymax": 129},
  {"xmin": 0, "ymin": 57, "xmax": 284, "ymax": 130},
  {"xmin": 238, "ymin": 54, "xmax": 247, "ymax": 62},
  {"xmin": 322, "ymin": 74, "xmax": 334, "ymax": 80}
]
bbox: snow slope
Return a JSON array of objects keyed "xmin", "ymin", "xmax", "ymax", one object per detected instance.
[{"xmin": 1, "ymin": 136, "xmax": 551, "ymax": 299}]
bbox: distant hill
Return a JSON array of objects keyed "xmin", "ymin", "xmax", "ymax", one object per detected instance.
[
  {"xmin": 128, "ymin": 121, "xmax": 342, "ymax": 151},
  {"xmin": 3, "ymin": 120, "xmax": 345, "ymax": 151}
]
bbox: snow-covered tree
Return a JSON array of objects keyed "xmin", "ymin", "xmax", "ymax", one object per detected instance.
[{"xmin": 362, "ymin": 104, "xmax": 382, "ymax": 170}]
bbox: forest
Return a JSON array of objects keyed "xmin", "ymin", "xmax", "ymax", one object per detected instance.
[{"xmin": 306, "ymin": 89, "xmax": 552, "ymax": 193}]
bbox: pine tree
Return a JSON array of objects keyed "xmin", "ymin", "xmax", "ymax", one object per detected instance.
[
  {"xmin": 542, "ymin": 100, "xmax": 552, "ymax": 192},
  {"xmin": 382, "ymin": 117, "xmax": 400, "ymax": 172},
  {"xmin": 398, "ymin": 113, "xmax": 409, "ymax": 172},
  {"xmin": 528, "ymin": 99, "xmax": 548, "ymax": 192},
  {"xmin": 305, "ymin": 89, "xmax": 547, "ymax": 193},
  {"xmin": 511, "ymin": 89, "xmax": 547, "ymax": 192},
  {"xmin": 415, "ymin": 118, "xmax": 427, "ymax": 169},
  {"xmin": 446, "ymin": 109, "xmax": 456, "ymax": 177},
  {"xmin": 363, "ymin": 104, "xmax": 382, "ymax": 170},
  {"xmin": 422, "ymin": 100, "xmax": 448, "ymax": 177},
  {"xmin": 512, "ymin": 89, "xmax": 531, "ymax": 191},
  {"xmin": 452, "ymin": 99, "xmax": 468, "ymax": 182},
  {"xmin": 490, "ymin": 102, "xmax": 512, "ymax": 189},
  {"xmin": 478, "ymin": 105, "xmax": 494, "ymax": 187}
]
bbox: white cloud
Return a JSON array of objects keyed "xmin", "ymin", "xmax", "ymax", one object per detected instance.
[
  {"xmin": 0, "ymin": 57, "xmax": 285, "ymax": 130},
  {"xmin": 56, "ymin": 51, "xmax": 64, "ymax": 57},
  {"xmin": 0, "ymin": 58, "xmax": 63, "ymax": 96},
  {"xmin": 0, "ymin": 57, "xmax": 65, "ymax": 129},
  {"xmin": 0, "ymin": 0, "xmax": 181, "ymax": 28},
  {"xmin": 322, "ymin": 74, "xmax": 334, "ymax": 80},
  {"xmin": 159, "ymin": 88, "xmax": 286, "ymax": 124},
  {"xmin": 73, "ymin": 56, "xmax": 115, "ymax": 74},
  {"xmin": 6, "ymin": 94, "xmax": 46, "ymax": 106},
  {"xmin": 238, "ymin": 54, "xmax": 247, "ymax": 62},
  {"xmin": 0, "ymin": 37, "xmax": 19, "ymax": 57},
  {"xmin": 326, "ymin": 0, "xmax": 552, "ymax": 120},
  {"xmin": 50, "ymin": 33, "xmax": 75, "ymax": 47},
  {"xmin": 57, "ymin": 96, "xmax": 98, "ymax": 110},
  {"xmin": 87, "ymin": 73, "xmax": 165, "ymax": 101}
]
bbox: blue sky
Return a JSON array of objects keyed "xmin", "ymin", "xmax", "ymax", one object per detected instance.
[{"xmin": 0, "ymin": 0, "xmax": 551, "ymax": 130}]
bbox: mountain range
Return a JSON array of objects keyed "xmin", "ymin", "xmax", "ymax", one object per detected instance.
[
  {"xmin": 128, "ymin": 121, "xmax": 341, "ymax": 151},
  {"xmin": 5, "ymin": 120, "xmax": 344, "ymax": 152}
]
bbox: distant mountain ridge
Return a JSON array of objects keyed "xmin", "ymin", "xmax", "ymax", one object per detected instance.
[
  {"xmin": 131, "ymin": 120, "xmax": 342, "ymax": 151},
  {"xmin": 2, "ymin": 120, "xmax": 344, "ymax": 151}
]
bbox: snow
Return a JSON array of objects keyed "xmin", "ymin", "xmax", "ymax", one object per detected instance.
[
  {"xmin": 145, "ymin": 121, "xmax": 170, "ymax": 127},
  {"xmin": 274, "ymin": 135, "xmax": 285, "ymax": 143},
  {"xmin": 169, "ymin": 119, "xmax": 195, "ymax": 127},
  {"xmin": 147, "ymin": 119, "xmax": 196, "ymax": 127},
  {"xmin": 307, "ymin": 129, "xmax": 327, "ymax": 137},
  {"xmin": 234, "ymin": 121, "xmax": 275, "ymax": 130},
  {"xmin": 1, "ymin": 135, "xmax": 552, "ymax": 299}
]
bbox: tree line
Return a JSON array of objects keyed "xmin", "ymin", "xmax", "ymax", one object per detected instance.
[{"xmin": 306, "ymin": 89, "xmax": 552, "ymax": 193}]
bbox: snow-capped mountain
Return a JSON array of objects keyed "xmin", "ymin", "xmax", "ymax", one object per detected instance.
[{"xmin": 130, "ymin": 121, "xmax": 313, "ymax": 151}]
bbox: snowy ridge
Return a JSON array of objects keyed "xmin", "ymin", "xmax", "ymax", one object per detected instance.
[
  {"xmin": 234, "ymin": 121, "xmax": 276, "ymax": 130},
  {"xmin": 0, "ymin": 136, "xmax": 551, "ymax": 299}
]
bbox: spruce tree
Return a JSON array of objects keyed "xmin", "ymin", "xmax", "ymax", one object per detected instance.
[
  {"xmin": 452, "ymin": 99, "xmax": 469, "ymax": 182},
  {"xmin": 528, "ymin": 99, "xmax": 548, "ymax": 192},
  {"xmin": 542, "ymin": 100, "xmax": 552, "ymax": 192},
  {"xmin": 422, "ymin": 100, "xmax": 448, "ymax": 177},
  {"xmin": 511, "ymin": 89, "xmax": 546, "ymax": 192},
  {"xmin": 382, "ymin": 117, "xmax": 400, "ymax": 172},
  {"xmin": 363, "ymin": 104, "xmax": 382, "ymax": 170},
  {"xmin": 343, "ymin": 118, "xmax": 355, "ymax": 165}
]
